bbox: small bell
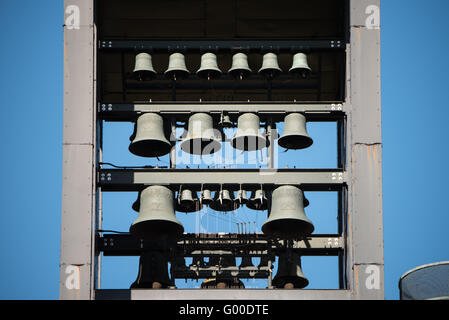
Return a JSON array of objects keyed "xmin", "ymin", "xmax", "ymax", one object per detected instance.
[
  {"xmin": 133, "ymin": 53, "xmax": 157, "ymax": 81},
  {"xmin": 246, "ymin": 189, "xmax": 268, "ymax": 211},
  {"xmin": 197, "ymin": 52, "xmax": 222, "ymax": 79},
  {"xmin": 258, "ymin": 53, "xmax": 282, "ymax": 79},
  {"xmin": 165, "ymin": 53, "xmax": 190, "ymax": 80},
  {"xmin": 289, "ymin": 53, "xmax": 312, "ymax": 78},
  {"xmin": 228, "ymin": 53, "xmax": 252, "ymax": 79}
]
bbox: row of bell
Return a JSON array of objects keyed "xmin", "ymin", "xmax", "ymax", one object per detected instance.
[
  {"xmin": 133, "ymin": 52, "xmax": 312, "ymax": 81},
  {"xmin": 131, "ymin": 251, "xmax": 308, "ymax": 289},
  {"xmin": 130, "ymin": 185, "xmax": 314, "ymax": 240},
  {"xmin": 129, "ymin": 112, "xmax": 313, "ymax": 158},
  {"xmin": 133, "ymin": 187, "xmax": 309, "ymax": 213}
]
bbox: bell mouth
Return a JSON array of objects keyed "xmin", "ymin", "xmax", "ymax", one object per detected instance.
[
  {"xmin": 229, "ymin": 69, "xmax": 252, "ymax": 79},
  {"xmin": 175, "ymin": 201, "xmax": 203, "ymax": 213},
  {"xmin": 278, "ymin": 135, "xmax": 313, "ymax": 150},
  {"xmin": 132, "ymin": 70, "xmax": 156, "ymax": 81},
  {"xmin": 258, "ymin": 68, "xmax": 282, "ymax": 79},
  {"xmin": 246, "ymin": 200, "xmax": 268, "ymax": 211},
  {"xmin": 197, "ymin": 69, "xmax": 222, "ymax": 79},
  {"xmin": 273, "ymin": 276, "xmax": 309, "ymax": 289},
  {"xmin": 129, "ymin": 139, "xmax": 172, "ymax": 157},
  {"xmin": 180, "ymin": 138, "xmax": 222, "ymax": 155},
  {"xmin": 231, "ymin": 135, "xmax": 268, "ymax": 151},
  {"xmin": 130, "ymin": 220, "xmax": 184, "ymax": 239},
  {"xmin": 289, "ymin": 67, "xmax": 312, "ymax": 78},
  {"xmin": 164, "ymin": 69, "xmax": 189, "ymax": 80},
  {"xmin": 262, "ymin": 219, "xmax": 314, "ymax": 238}
]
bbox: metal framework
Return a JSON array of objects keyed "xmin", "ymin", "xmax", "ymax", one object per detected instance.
[{"xmin": 61, "ymin": 0, "xmax": 383, "ymax": 300}]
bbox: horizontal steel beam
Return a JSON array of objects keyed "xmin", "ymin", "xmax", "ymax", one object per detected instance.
[
  {"xmin": 99, "ymin": 39, "xmax": 345, "ymax": 52},
  {"xmin": 98, "ymin": 169, "xmax": 346, "ymax": 192},
  {"xmin": 97, "ymin": 233, "xmax": 343, "ymax": 257},
  {"xmin": 95, "ymin": 289, "xmax": 352, "ymax": 300},
  {"xmin": 99, "ymin": 102, "xmax": 345, "ymax": 122}
]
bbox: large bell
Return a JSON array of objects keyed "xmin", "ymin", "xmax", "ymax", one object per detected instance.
[
  {"xmin": 130, "ymin": 185, "xmax": 184, "ymax": 239},
  {"xmin": 130, "ymin": 251, "xmax": 172, "ymax": 289},
  {"xmin": 197, "ymin": 52, "xmax": 222, "ymax": 79},
  {"xmin": 176, "ymin": 189, "xmax": 202, "ymax": 213},
  {"xmin": 289, "ymin": 53, "xmax": 312, "ymax": 78},
  {"xmin": 278, "ymin": 113, "xmax": 313, "ymax": 150},
  {"xmin": 273, "ymin": 252, "xmax": 309, "ymax": 289},
  {"xmin": 180, "ymin": 113, "xmax": 222, "ymax": 155},
  {"xmin": 129, "ymin": 113, "xmax": 172, "ymax": 157},
  {"xmin": 165, "ymin": 53, "xmax": 190, "ymax": 80},
  {"xmin": 228, "ymin": 53, "xmax": 252, "ymax": 79},
  {"xmin": 258, "ymin": 53, "xmax": 282, "ymax": 78},
  {"xmin": 231, "ymin": 113, "xmax": 268, "ymax": 151},
  {"xmin": 133, "ymin": 52, "xmax": 157, "ymax": 81},
  {"xmin": 262, "ymin": 185, "xmax": 314, "ymax": 238},
  {"xmin": 246, "ymin": 189, "xmax": 268, "ymax": 211},
  {"xmin": 210, "ymin": 189, "xmax": 239, "ymax": 212}
]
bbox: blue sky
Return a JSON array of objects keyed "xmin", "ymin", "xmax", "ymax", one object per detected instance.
[{"xmin": 0, "ymin": 0, "xmax": 448, "ymax": 300}]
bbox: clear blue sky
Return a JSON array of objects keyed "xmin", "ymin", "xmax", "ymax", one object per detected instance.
[{"xmin": 0, "ymin": 0, "xmax": 448, "ymax": 300}]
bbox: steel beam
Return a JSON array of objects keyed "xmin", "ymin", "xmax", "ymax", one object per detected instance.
[
  {"xmin": 95, "ymin": 289, "xmax": 352, "ymax": 300},
  {"xmin": 346, "ymin": 0, "xmax": 384, "ymax": 300},
  {"xmin": 61, "ymin": 0, "xmax": 97, "ymax": 300},
  {"xmin": 99, "ymin": 39, "xmax": 345, "ymax": 52},
  {"xmin": 98, "ymin": 169, "xmax": 346, "ymax": 192},
  {"xmin": 97, "ymin": 233, "xmax": 343, "ymax": 257},
  {"xmin": 98, "ymin": 102, "xmax": 345, "ymax": 122}
]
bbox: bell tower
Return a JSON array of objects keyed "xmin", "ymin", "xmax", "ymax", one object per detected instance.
[{"xmin": 61, "ymin": 0, "xmax": 383, "ymax": 300}]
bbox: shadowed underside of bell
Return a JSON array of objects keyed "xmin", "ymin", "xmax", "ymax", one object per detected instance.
[
  {"xmin": 129, "ymin": 139, "xmax": 173, "ymax": 158},
  {"xmin": 262, "ymin": 218, "xmax": 314, "ymax": 238},
  {"xmin": 272, "ymin": 274, "xmax": 309, "ymax": 289},
  {"xmin": 231, "ymin": 135, "xmax": 268, "ymax": 152},
  {"xmin": 130, "ymin": 219, "xmax": 184, "ymax": 239},
  {"xmin": 180, "ymin": 138, "xmax": 221, "ymax": 155},
  {"xmin": 277, "ymin": 134, "xmax": 313, "ymax": 150}
]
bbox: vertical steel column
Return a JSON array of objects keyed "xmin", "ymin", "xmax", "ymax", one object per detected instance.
[
  {"xmin": 60, "ymin": 0, "xmax": 97, "ymax": 300},
  {"xmin": 347, "ymin": 0, "xmax": 384, "ymax": 299}
]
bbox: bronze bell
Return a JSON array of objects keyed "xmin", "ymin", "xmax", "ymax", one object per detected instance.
[
  {"xmin": 278, "ymin": 113, "xmax": 313, "ymax": 150},
  {"xmin": 131, "ymin": 251, "xmax": 172, "ymax": 289},
  {"xmin": 176, "ymin": 188, "xmax": 203, "ymax": 213},
  {"xmin": 129, "ymin": 113, "xmax": 172, "ymax": 158},
  {"xmin": 130, "ymin": 185, "xmax": 184, "ymax": 239},
  {"xmin": 210, "ymin": 189, "xmax": 239, "ymax": 212},
  {"xmin": 231, "ymin": 113, "xmax": 268, "ymax": 151},
  {"xmin": 180, "ymin": 113, "xmax": 222, "ymax": 155},
  {"xmin": 246, "ymin": 189, "xmax": 268, "ymax": 211},
  {"xmin": 133, "ymin": 52, "xmax": 157, "ymax": 81},
  {"xmin": 273, "ymin": 251, "xmax": 309, "ymax": 289},
  {"xmin": 262, "ymin": 185, "xmax": 314, "ymax": 238}
]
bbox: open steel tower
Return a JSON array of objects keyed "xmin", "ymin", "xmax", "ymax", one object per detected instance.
[{"xmin": 61, "ymin": 0, "xmax": 383, "ymax": 300}]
